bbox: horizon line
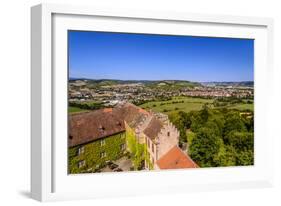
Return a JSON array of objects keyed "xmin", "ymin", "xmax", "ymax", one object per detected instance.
[{"xmin": 69, "ymin": 77, "xmax": 254, "ymax": 82}]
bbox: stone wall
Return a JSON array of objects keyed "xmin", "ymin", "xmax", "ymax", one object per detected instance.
[{"xmin": 156, "ymin": 122, "xmax": 179, "ymax": 160}]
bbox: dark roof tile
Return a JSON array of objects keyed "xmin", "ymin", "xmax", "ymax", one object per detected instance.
[{"xmin": 143, "ymin": 117, "xmax": 163, "ymax": 140}]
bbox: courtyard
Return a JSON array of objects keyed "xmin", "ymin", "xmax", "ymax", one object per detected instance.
[{"xmin": 100, "ymin": 156, "xmax": 133, "ymax": 173}]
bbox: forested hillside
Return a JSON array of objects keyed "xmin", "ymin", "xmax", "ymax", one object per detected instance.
[{"xmin": 169, "ymin": 106, "xmax": 254, "ymax": 167}]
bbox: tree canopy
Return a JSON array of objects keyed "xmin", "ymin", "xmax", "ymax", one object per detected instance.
[{"xmin": 169, "ymin": 106, "xmax": 254, "ymax": 167}]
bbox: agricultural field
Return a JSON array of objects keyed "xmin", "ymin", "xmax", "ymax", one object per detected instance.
[
  {"xmin": 140, "ymin": 96, "xmax": 213, "ymax": 114},
  {"xmin": 69, "ymin": 97, "xmax": 254, "ymax": 115},
  {"xmin": 228, "ymin": 103, "xmax": 254, "ymax": 111},
  {"xmin": 140, "ymin": 96, "xmax": 254, "ymax": 115}
]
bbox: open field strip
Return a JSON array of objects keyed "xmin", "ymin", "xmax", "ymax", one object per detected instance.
[
  {"xmin": 140, "ymin": 96, "xmax": 253, "ymax": 114},
  {"xmin": 140, "ymin": 97, "xmax": 213, "ymax": 114}
]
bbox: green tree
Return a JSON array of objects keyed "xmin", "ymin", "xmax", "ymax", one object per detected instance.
[
  {"xmin": 224, "ymin": 131, "xmax": 253, "ymax": 151},
  {"xmin": 189, "ymin": 127, "xmax": 223, "ymax": 167},
  {"xmin": 169, "ymin": 111, "xmax": 192, "ymax": 145},
  {"xmin": 236, "ymin": 149, "xmax": 254, "ymax": 165},
  {"xmin": 243, "ymin": 115, "xmax": 254, "ymax": 132},
  {"xmin": 200, "ymin": 104, "xmax": 210, "ymax": 122},
  {"xmin": 223, "ymin": 111, "xmax": 247, "ymax": 137},
  {"xmin": 190, "ymin": 112, "xmax": 205, "ymax": 132},
  {"xmin": 213, "ymin": 145, "xmax": 237, "ymax": 166},
  {"xmin": 183, "ymin": 107, "xmax": 253, "ymax": 167}
]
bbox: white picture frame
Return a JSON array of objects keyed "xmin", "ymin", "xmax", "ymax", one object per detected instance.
[{"xmin": 31, "ymin": 3, "xmax": 274, "ymax": 202}]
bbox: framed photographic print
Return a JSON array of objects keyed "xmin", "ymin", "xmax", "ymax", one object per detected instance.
[{"xmin": 31, "ymin": 3, "xmax": 274, "ymax": 201}]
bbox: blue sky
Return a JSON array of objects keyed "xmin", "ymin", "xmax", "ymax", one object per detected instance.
[{"xmin": 68, "ymin": 31, "xmax": 254, "ymax": 82}]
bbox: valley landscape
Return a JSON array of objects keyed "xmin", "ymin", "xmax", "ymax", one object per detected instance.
[
  {"xmin": 68, "ymin": 31, "xmax": 254, "ymax": 174},
  {"xmin": 68, "ymin": 78, "xmax": 254, "ymax": 173},
  {"xmin": 69, "ymin": 79, "xmax": 254, "ymax": 115}
]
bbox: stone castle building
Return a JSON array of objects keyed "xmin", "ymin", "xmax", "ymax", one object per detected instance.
[{"xmin": 69, "ymin": 102, "xmax": 198, "ymax": 173}]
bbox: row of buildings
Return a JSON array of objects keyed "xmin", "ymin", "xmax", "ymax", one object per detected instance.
[
  {"xmin": 69, "ymin": 80, "xmax": 254, "ymax": 104},
  {"xmin": 68, "ymin": 102, "xmax": 198, "ymax": 173}
]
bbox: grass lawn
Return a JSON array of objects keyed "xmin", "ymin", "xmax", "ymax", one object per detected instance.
[
  {"xmin": 68, "ymin": 106, "xmax": 88, "ymax": 113},
  {"xmin": 228, "ymin": 103, "xmax": 254, "ymax": 111},
  {"xmin": 140, "ymin": 96, "xmax": 254, "ymax": 114},
  {"xmin": 140, "ymin": 97, "xmax": 213, "ymax": 114}
]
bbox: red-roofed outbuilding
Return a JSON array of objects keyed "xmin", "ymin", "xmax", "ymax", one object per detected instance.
[{"xmin": 156, "ymin": 146, "xmax": 198, "ymax": 169}]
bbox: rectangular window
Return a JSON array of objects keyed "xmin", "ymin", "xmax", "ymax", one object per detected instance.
[
  {"xmin": 120, "ymin": 143, "xmax": 126, "ymax": 151},
  {"xmin": 77, "ymin": 146, "xmax": 84, "ymax": 155},
  {"xmin": 100, "ymin": 151, "xmax": 106, "ymax": 158},
  {"xmin": 147, "ymin": 138, "xmax": 150, "ymax": 148},
  {"xmin": 78, "ymin": 160, "xmax": 85, "ymax": 168},
  {"xmin": 100, "ymin": 139, "xmax": 106, "ymax": 146},
  {"xmin": 167, "ymin": 132, "xmax": 170, "ymax": 137},
  {"xmin": 152, "ymin": 143, "xmax": 154, "ymax": 153}
]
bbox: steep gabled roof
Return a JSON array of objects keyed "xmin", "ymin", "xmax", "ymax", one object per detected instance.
[
  {"xmin": 69, "ymin": 103, "xmax": 150, "ymax": 147},
  {"xmin": 69, "ymin": 102, "xmax": 167, "ymax": 147},
  {"xmin": 69, "ymin": 108, "xmax": 125, "ymax": 147},
  {"xmin": 143, "ymin": 117, "xmax": 163, "ymax": 140},
  {"xmin": 156, "ymin": 146, "xmax": 198, "ymax": 169},
  {"xmin": 117, "ymin": 103, "xmax": 149, "ymax": 128}
]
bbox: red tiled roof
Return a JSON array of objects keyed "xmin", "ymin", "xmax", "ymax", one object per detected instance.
[
  {"xmin": 69, "ymin": 103, "xmax": 149, "ymax": 147},
  {"xmin": 156, "ymin": 146, "xmax": 198, "ymax": 169},
  {"xmin": 103, "ymin": 108, "xmax": 113, "ymax": 113},
  {"xmin": 69, "ymin": 109, "xmax": 125, "ymax": 147}
]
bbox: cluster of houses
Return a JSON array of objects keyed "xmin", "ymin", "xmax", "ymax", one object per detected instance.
[
  {"xmin": 69, "ymin": 79, "xmax": 253, "ymax": 105},
  {"xmin": 69, "ymin": 102, "xmax": 198, "ymax": 173},
  {"xmin": 69, "ymin": 82, "xmax": 170, "ymax": 104},
  {"xmin": 181, "ymin": 87, "xmax": 253, "ymax": 98}
]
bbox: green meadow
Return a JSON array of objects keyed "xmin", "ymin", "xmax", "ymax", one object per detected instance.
[
  {"xmin": 68, "ymin": 96, "xmax": 253, "ymax": 115},
  {"xmin": 140, "ymin": 96, "xmax": 253, "ymax": 114},
  {"xmin": 228, "ymin": 104, "xmax": 254, "ymax": 111},
  {"xmin": 140, "ymin": 97, "xmax": 213, "ymax": 114}
]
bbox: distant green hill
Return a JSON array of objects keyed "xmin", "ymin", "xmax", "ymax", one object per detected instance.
[
  {"xmin": 69, "ymin": 78, "xmax": 202, "ymax": 88},
  {"xmin": 146, "ymin": 80, "xmax": 201, "ymax": 89}
]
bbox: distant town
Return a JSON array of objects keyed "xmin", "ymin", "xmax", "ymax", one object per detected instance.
[
  {"xmin": 69, "ymin": 79, "xmax": 254, "ymax": 107},
  {"xmin": 68, "ymin": 78, "xmax": 254, "ymax": 174}
]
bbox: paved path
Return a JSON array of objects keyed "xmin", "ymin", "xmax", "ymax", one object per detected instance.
[{"xmin": 113, "ymin": 157, "xmax": 132, "ymax": 171}]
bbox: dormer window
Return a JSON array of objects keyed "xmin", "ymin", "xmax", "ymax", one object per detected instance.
[
  {"xmin": 100, "ymin": 139, "xmax": 106, "ymax": 146},
  {"xmin": 78, "ymin": 160, "xmax": 85, "ymax": 168},
  {"xmin": 120, "ymin": 143, "xmax": 126, "ymax": 151},
  {"xmin": 99, "ymin": 125, "xmax": 105, "ymax": 133},
  {"xmin": 78, "ymin": 146, "xmax": 84, "ymax": 155},
  {"xmin": 100, "ymin": 151, "xmax": 106, "ymax": 158},
  {"xmin": 116, "ymin": 121, "xmax": 122, "ymax": 127}
]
